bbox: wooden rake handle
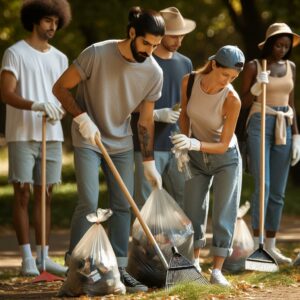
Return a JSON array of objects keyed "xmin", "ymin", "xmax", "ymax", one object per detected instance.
[
  {"xmin": 259, "ymin": 59, "xmax": 267, "ymax": 243},
  {"xmin": 95, "ymin": 137, "xmax": 169, "ymax": 269}
]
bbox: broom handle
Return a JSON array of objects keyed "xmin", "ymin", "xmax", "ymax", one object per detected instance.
[
  {"xmin": 95, "ymin": 137, "xmax": 169, "ymax": 269},
  {"xmin": 41, "ymin": 115, "xmax": 47, "ymax": 271},
  {"xmin": 259, "ymin": 59, "xmax": 267, "ymax": 245}
]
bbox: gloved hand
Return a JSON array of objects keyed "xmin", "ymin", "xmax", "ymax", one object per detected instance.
[
  {"xmin": 153, "ymin": 108, "xmax": 181, "ymax": 123},
  {"xmin": 74, "ymin": 112, "xmax": 101, "ymax": 146},
  {"xmin": 291, "ymin": 134, "xmax": 300, "ymax": 166},
  {"xmin": 142, "ymin": 160, "xmax": 162, "ymax": 189},
  {"xmin": 171, "ymin": 134, "xmax": 201, "ymax": 151},
  {"xmin": 250, "ymin": 71, "xmax": 270, "ymax": 96},
  {"xmin": 31, "ymin": 102, "xmax": 65, "ymax": 121}
]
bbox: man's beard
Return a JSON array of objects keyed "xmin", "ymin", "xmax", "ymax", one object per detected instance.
[{"xmin": 130, "ymin": 38, "xmax": 149, "ymax": 63}]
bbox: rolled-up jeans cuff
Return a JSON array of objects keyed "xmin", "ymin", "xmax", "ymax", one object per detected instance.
[
  {"xmin": 194, "ymin": 238, "xmax": 206, "ymax": 249},
  {"xmin": 211, "ymin": 246, "xmax": 233, "ymax": 257},
  {"xmin": 116, "ymin": 257, "xmax": 128, "ymax": 268}
]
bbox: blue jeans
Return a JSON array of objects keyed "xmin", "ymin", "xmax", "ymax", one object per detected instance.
[
  {"xmin": 247, "ymin": 107, "xmax": 292, "ymax": 232},
  {"xmin": 134, "ymin": 151, "xmax": 185, "ymax": 208},
  {"xmin": 69, "ymin": 147, "xmax": 133, "ymax": 267},
  {"xmin": 184, "ymin": 146, "xmax": 241, "ymax": 257}
]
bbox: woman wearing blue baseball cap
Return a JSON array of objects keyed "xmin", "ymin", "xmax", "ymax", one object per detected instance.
[{"xmin": 171, "ymin": 45, "xmax": 244, "ymax": 286}]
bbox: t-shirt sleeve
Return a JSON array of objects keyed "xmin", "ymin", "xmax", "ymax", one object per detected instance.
[
  {"xmin": 145, "ymin": 67, "xmax": 163, "ymax": 102},
  {"xmin": 73, "ymin": 45, "xmax": 96, "ymax": 81},
  {"xmin": 1, "ymin": 49, "xmax": 19, "ymax": 80}
]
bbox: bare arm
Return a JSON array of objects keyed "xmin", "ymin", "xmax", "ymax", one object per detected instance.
[
  {"xmin": 0, "ymin": 70, "xmax": 33, "ymax": 110},
  {"xmin": 289, "ymin": 61, "xmax": 299, "ymax": 135},
  {"xmin": 52, "ymin": 64, "xmax": 83, "ymax": 117},
  {"xmin": 201, "ymin": 92, "xmax": 241, "ymax": 154},
  {"xmin": 179, "ymin": 75, "xmax": 190, "ymax": 135},
  {"xmin": 240, "ymin": 60, "xmax": 258, "ymax": 109},
  {"xmin": 138, "ymin": 100, "xmax": 155, "ymax": 161}
]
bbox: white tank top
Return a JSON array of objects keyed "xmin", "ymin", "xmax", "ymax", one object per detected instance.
[{"xmin": 187, "ymin": 73, "xmax": 239, "ymax": 145}]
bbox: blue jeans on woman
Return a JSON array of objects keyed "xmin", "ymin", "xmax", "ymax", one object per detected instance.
[
  {"xmin": 68, "ymin": 147, "xmax": 134, "ymax": 267},
  {"xmin": 184, "ymin": 145, "xmax": 241, "ymax": 257},
  {"xmin": 247, "ymin": 107, "xmax": 292, "ymax": 232}
]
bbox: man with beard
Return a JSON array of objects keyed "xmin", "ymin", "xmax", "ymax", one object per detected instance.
[
  {"xmin": 131, "ymin": 7, "xmax": 196, "ymax": 209},
  {"xmin": 52, "ymin": 6, "xmax": 164, "ymax": 293},
  {"xmin": 0, "ymin": 0, "xmax": 71, "ymax": 276}
]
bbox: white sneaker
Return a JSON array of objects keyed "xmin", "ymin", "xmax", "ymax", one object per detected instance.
[
  {"xmin": 36, "ymin": 257, "xmax": 68, "ymax": 276},
  {"xmin": 210, "ymin": 270, "xmax": 231, "ymax": 287},
  {"xmin": 293, "ymin": 253, "xmax": 300, "ymax": 266},
  {"xmin": 193, "ymin": 258, "xmax": 202, "ymax": 273},
  {"xmin": 21, "ymin": 257, "xmax": 40, "ymax": 276},
  {"xmin": 267, "ymin": 248, "xmax": 292, "ymax": 265}
]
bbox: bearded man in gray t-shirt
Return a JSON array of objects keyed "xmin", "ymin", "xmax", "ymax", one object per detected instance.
[{"xmin": 53, "ymin": 6, "xmax": 165, "ymax": 293}]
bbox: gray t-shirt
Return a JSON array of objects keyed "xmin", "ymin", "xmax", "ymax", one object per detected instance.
[{"xmin": 72, "ymin": 40, "xmax": 163, "ymax": 154}]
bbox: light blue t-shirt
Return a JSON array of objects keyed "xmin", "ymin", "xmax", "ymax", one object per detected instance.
[{"xmin": 72, "ymin": 40, "xmax": 163, "ymax": 154}]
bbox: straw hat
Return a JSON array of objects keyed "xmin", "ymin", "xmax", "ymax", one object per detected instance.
[
  {"xmin": 258, "ymin": 23, "xmax": 300, "ymax": 49},
  {"xmin": 160, "ymin": 7, "xmax": 196, "ymax": 36}
]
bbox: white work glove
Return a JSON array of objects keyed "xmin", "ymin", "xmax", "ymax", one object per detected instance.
[
  {"xmin": 142, "ymin": 160, "xmax": 162, "ymax": 189},
  {"xmin": 153, "ymin": 108, "xmax": 181, "ymax": 123},
  {"xmin": 74, "ymin": 112, "xmax": 100, "ymax": 146},
  {"xmin": 31, "ymin": 102, "xmax": 65, "ymax": 121},
  {"xmin": 250, "ymin": 71, "xmax": 270, "ymax": 96},
  {"xmin": 291, "ymin": 134, "xmax": 300, "ymax": 166},
  {"xmin": 171, "ymin": 134, "xmax": 201, "ymax": 151}
]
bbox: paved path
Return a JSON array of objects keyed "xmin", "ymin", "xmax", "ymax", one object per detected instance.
[{"xmin": 1, "ymin": 215, "xmax": 300, "ymax": 269}]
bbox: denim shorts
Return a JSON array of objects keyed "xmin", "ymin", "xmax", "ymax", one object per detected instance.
[{"xmin": 8, "ymin": 141, "xmax": 62, "ymax": 185}]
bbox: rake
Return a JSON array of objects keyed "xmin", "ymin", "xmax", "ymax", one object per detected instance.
[
  {"xmin": 95, "ymin": 137, "xmax": 209, "ymax": 288},
  {"xmin": 245, "ymin": 59, "xmax": 279, "ymax": 272},
  {"xmin": 33, "ymin": 115, "xmax": 64, "ymax": 282}
]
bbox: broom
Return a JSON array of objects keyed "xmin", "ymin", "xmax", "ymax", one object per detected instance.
[
  {"xmin": 95, "ymin": 137, "xmax": 210, "ymax": 287},
  {"xmin": 245, "ymin": 59, "xmax": 279, "ymax": 272}
]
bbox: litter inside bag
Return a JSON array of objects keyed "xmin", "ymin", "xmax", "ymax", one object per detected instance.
[
  {"xmin": 58, "ymin": 208, "xmax": 125, "ymax": 297},
  {"xmin": 223, "ymin": 201, "xmax": 254, "ymax": 273},
  {"xmin": 127, "ymin": 188, "xmax": 194, "ymax": 287}
]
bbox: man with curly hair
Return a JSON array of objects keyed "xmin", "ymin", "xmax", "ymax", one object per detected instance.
[
  {"xmin": 0, "ymin": 0, "xmax": 71, "ymax": 276},
  {"xmin": 53, "ymin": 6, "xmax": 164, "ymax": 292}
]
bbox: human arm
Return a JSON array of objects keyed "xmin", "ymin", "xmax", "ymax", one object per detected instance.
[
  {"xmin": 178, "ymin": 74, "xmax": 190, "ymax": 135},
  {"xmin": 53, "ymin": 64, "xmax": 100, "ymax": 145},
  {"xmin": 288, "ymin": 62, "xmax": 300, "ymax": 166},
  {"xmin": 240, "ymin": 60, "xmax": 259, "ymax": 110},
  {"xmin": 1, "ymin": 70, "xmax": 64, "ymax": 121},
  {"xmin": 173, "ymin": 91, "xmax": 241, "ymax": 154},
  {"xmin": 138, "ymin": 99, "xmax": 162, "ymax": 188}
]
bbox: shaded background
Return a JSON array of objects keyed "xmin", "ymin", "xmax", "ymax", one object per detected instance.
[{"xmin": 1, "ymin": 0, "xmax": 300, "ymax": 183}]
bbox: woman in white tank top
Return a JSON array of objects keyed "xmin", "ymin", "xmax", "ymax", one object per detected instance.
[
  {"xmin": 240, "ymin": 23, "xmax": 300, "ymax": 265},
  {"xmin": 171, "ymin": 45, "xmax": 244, "ymax": 286}
]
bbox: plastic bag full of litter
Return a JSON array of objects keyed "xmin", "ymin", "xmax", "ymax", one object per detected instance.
[
  {"xmin": 58, "ymin": 208, "xmax": 125, "ymax": 297},
  {"xmin": 127, "ymin": 188, "xmax": 194, "ymax": 287},
  {"xmin": 223, "ymin": 201, "xmax": 254, "ymax": 273}
]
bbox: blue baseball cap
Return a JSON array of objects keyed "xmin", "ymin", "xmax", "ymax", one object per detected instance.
[{"xmin": 208, "ymin": 45, "xmax": 245, "ymax": 71}]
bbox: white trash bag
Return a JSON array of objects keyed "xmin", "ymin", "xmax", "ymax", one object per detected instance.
[
  {"xmin": 127, "ymin": 188, "xmax": 194, "ymax": 287},
  {"xmin": 59, "ymin": 208, "xmax": 125, "ymax": 297},
  {"xmin": 223, "ymin": 201, "xmax": 254, "ymax": 273}
]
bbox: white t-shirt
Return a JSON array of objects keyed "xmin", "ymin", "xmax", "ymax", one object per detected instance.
[
  {"xmin": 72, "ymin": 40, "xmax": 163, "ymax": 154},
  {"xmin": 1, "ymin": 40, "xmax": 68, "ymax": 142}
]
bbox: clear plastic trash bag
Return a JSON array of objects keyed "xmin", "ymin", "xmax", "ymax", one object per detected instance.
[
  {"xmin": 223, "ymin": 201, "xmax": 254, "ymax": 273},
  {"xmin": 127, "ymin": 188, "xmax": 194, "ymax": 287},
  {"xmin": 58, "ymin": 208, "xmax": 125, "ymax": 297}
]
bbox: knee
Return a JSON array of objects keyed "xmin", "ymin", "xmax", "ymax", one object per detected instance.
[{"xmin": 14, "ymin": 183, "xmax": 31, "ymax": 205}]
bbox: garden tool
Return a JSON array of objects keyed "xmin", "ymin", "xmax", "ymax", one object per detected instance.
[
  {"xmin": 33, "ymin": 115, "xmax": 64, "ymax": 282},
  {"xmin": 245, "ymin": 59, "xmax": 279, "ymax": 272},
  {"xmin": 95, "ymin": 137, "xmax": 209, "ymax": 288}
]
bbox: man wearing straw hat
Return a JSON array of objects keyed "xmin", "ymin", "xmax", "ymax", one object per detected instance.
[{"xmin": 131, "ymin": 7, "xmax": 196, "ymax": 209}]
